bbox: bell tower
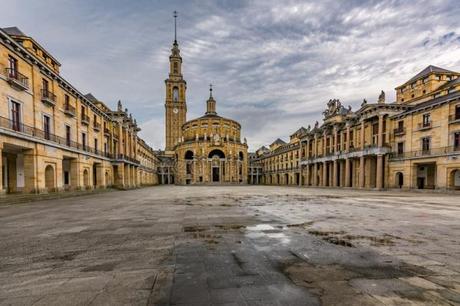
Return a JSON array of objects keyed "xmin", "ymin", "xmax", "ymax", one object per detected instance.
[{"xmin": 165, "ymin": 11, "xmax": 187, "ymax": 153}]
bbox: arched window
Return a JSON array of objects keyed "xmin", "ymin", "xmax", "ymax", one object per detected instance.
[
  {"xmin": 173, "ymin": 87, "xmax": 179, "ymax": 102},
  {"xmin": 208, "ymin": 149, "xmax": 225, "ymax": 159},
  {"xmin": 239, "ymin": 152, "xmax": 244, "ymax": 161},
  {"xmin": 184, "ymin": 150, "xmax": 194, "ymax": 160}
]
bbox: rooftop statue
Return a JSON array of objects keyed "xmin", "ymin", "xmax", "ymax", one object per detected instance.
[{"xmin": 378, "ymin": 90, "xmax": 385, "ymax": 103}]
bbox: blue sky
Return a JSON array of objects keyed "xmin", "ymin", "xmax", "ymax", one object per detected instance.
[{"xmin": 2, "ymin": 0, "xmax": 460, "ymax": 150}]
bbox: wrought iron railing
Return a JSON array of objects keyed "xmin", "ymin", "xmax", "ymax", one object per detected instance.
[
  {"xmin": 417, "ymin": 121, "xmax": 432, "ymax": 130},
  {"xmin": 449, "ymin": 114, "xmax": 460, "ymax": 122},
  {"xmin": 393, "ymin": 127, "xmax": 405, "ymax": 135},
  {"xmin": 64, "ymin": 103, "xmax": 76, "ymax": 116},
  {"xmin": 5, "ymin": 68, "xmax": 29, "ymax": 89},
  {"xmin": 93, "ymin": 121, "xmax": 101, "ymax": 131},
  {"xmin": 41, "ymin": 89, "xmax": 56, "ymax": 104},
  {"xmin": 0, "ymin": 116, "xmax": 114, "ymax": 158},
  {"xmin": 390, "ymin": 146, "xmax": 460, "ymax": 159},
  {"xmin": 81, "ymin": 114, "xmax": 90, "ymax": 125}
]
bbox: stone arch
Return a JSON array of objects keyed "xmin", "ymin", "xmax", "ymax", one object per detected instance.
[
  {"xmin": 83, "ymin": 169, "xmax": 90, "ymax": 187},
  {"xmin": 44, "ymin": 165, "xmax": 55, "ymax": 191},
  {"xmin": 449, "ymin": 169, "xmax": 460, "ymax": 190},
  {"xmin": 395, "ymin": 172, "xmax": 404, "ymax": 188},
  {"xmin": 208, "ymin": 149, "xmax": 225, "ymax": 159},
  {"xmin": 184, "ymin": 150, "xmax": 194, "ymax": 160}
]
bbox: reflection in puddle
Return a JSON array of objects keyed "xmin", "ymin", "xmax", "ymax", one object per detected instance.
[
  {"xmin": 247, "ymin": 224, "xmax": 275, "ymax": 231},
  {"xmin": 246, "ymin": 224, "xmax": 291, "ymax": 245}
]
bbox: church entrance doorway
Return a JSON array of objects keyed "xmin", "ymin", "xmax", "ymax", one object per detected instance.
[{"xmin": 212, "ymin": 167, "xmax": 220, "ymax": 182}]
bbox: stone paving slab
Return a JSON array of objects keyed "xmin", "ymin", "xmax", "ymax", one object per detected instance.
[{"xmin": 0, "ymin": 186, "xmax": 459, "ymax": 305}]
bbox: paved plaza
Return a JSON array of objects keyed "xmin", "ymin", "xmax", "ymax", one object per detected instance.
[{"xmin": 0, "ymin": 186, "xmax": 459, "ymax": 305}]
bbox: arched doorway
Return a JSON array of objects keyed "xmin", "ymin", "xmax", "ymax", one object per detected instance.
[
  {"xmin": 285, "ymin": 173, "xmax": 289, "ymax": 185},
  {"xmin": 45, "ymin": 165, "xmax": 55, "ymax": 191},
  {"xmin": 83, "ymin": 169, "xmax": 89, "ymax": 188},
  {"xmin": 449, "ymin": 169, "xmax": 460, "ymax": 190},
  {"xmin": 184, "ymin": 150, "xmax": 194, "ymax": 183},
  {"xmin": 208, "ymin": 150, "xmax": 225, "ymax": 183},
  {"xmin": 105, "ymin": 171, "xmax": 110, "ymax": 187},
  {"xmin": 396, "ymin": 172, "xmax": 403, "ymax": 188}
]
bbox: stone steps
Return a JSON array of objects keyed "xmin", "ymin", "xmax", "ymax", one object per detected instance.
[{"xmin": 0, "ymin": 188, "xmax": 117, "ymax": 205}]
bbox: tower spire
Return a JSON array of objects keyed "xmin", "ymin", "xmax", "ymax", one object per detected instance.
[
  {"xmin": 209, "ymin": 83, "xmax": 213, "ymax": 98},
  {"xmin": 173, "ymin": 11, "xmax": 178, "ymax": 43},
  {"xmin": 206, "ymin": 83, "xmax": 217, "ymax": 115}
]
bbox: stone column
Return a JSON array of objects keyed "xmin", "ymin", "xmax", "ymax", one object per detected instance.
[
  {"xmin": 376, "ymin": 155, "xmax": 383, "ymax": 189},
  {"xmin": 306, "ymin": 164, "xmax": 310, "ymax": 186},
  {"xmin": 346, "ymin": 126, "xmax": 351, "ymax": 151},
  {"xmin": 360, "ymin": 121, "xmax": 365, "ymax": 149},
  {"xmin": 378, "ymin": 114, "xmax": 384, "ymax": 147},
  {"xmin": 313, "ymin": 163, "xmax": 317, "ymax": 186},
  {"xmin": 345, "ymin": 158, "xmax": 350, "ymax": 187},
  {"xmin": 322, "ymin": 162, "xmax": 327, "ymax": 186},
  {"xmin": 23, "ymin": 149, "xmax": 37, "ymax": 193},
  {"xmin": 333, "ymin": 160, "xmax": 338, "ymax": 187},
  {"xmin": 359, "ymin": 156, "xmax": 365, "ymax": 188}
]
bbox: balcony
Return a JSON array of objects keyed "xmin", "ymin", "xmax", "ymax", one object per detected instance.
[
  {"xmin": 41, "ymin": 89, "xmax": 56, "ymax": 106},
  {"xmin": 81, "ymin": 114, "xmax": 90, "ymax": 125},
  {"xmin": 393, "ymin": 127, "xmax": 406, "ymax": 136},
  {"xmin": 63, "ymin": 103, "xmax": 76, "ymax": 117},
  {"xmin": 93, "ymin": 121, "xmax": 101, "ymax": 131},
  {"xmin": 104, "ymin": 127, "xmax": 111, "ymax": 137},
  {"xmin": 449, "ymin": 114, "xmax": 460, "ymax": 124},
  {"xmin": 390, "ymin": 146, "xmax": 460, "ymax": 160},
  {"xmin": 417, "ymin": 121, "xmax": 432, "ymax": 131},
  {"xmin": 5, "ymin": 68, "xmax": 29, "ymax": 91}
]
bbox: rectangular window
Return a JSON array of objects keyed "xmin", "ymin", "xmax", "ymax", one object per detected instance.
[
  {"xmin": 65, "ymin": 94, "xmax": 70, "ymax": 108},
  {"xmin": 43, "ymin": 115, "xmax": 51, "ymax": 140},
  {"xmin": 11, "ymin": 101, "xmax": 21, "ymax": 131},
  {"xmin": 66, "ymin": 125, "xmax": 71, "ymax": 146},
  {"xmin": 422, "ymin": 137, "xmax": 430, "ymax": 152},
  {"xmin": 456, "ymin": 105, "xmax": 460, "ymax": 120},
  {"xmin": 42, "ymin": 78, "xmax": 49, "ymax": 92},
  {"xmin": 82, "ymin": 133, "xmax": 87, "ymax": 150},
  {"xmin": 64, "ymin": 171, "xmax": 70, "ymax": 185},
  {"xmin": 422, "ymin": 113, "xmax": 431, "ymax": 127},
  {"xmin": 94, "ymin": 138, "xmax": 98, "ymax": 153},
  {"xmin": 398, "ymin": 121, "xmax": 404, "ymax": 129},
  {"xmin": 454, "ymin": 132, "xmax": 460, "ymax": 150},
  {"xmin": 397, "ymin": 142, "xmax": 404, "ymax": 154},
  {"xmin": 8, "ymin": 55, "xmax": 18, "ymax": 77}
]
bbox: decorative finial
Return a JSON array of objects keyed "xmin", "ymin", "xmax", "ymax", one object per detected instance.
[
  {"xmin": 173, "ymin": 11, "xmax": 178, "ymax": 43},
  {"xmin": 209, "ymin": 83, "xmax": 213, "ymax": 97}
]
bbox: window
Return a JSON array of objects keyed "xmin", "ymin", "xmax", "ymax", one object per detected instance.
[
  {"xmin": 65, "ymin": 94, "xmax": 70, "ymax": 108},
  {"xmin": 82, "ymin": 133, "xmax": 87, "ymax": 150},
  {"xmin": 42, "ymin": 78, "xmax": 49, "ymax": 92},
  {"xmin": 173, "ymin": 62, "xmax": 178, "ymax": 74},
  {"xmin": 8, "ymin": 55, "xmax": 18, "ymax": 77},
  {"xmin": 43, "ymin": 115, "xmax": 51, "ymax": 140},
  {"xmin": 94, "ymin": 138, "xmax": 98, "ymax": 153},
  {"xmin": 422, "ymin": 137, "xmax": 430, "ymax": 152},
  {"xmin": 422, "ymin": 113, "xmax": 431, "ymax": 127},
  {"xmin": 66, "ymin": 125, "xmax": 71, "ymax": 146},
  {"xmin": 456, "ymin": 105, "xmax": 460, "ymax": 120},
  {"xmin": 454, "ymin": 132, "xmax": 460, "ymax": 150},
  {"xmin": 11, "ymin": 101, "xmax": 21, "ymax": 131},
  {"xmin": 173, "ymin": 87, "xmax": 179, "ymax": 102},
  {"xmin": 64, "ymin": 171, "xmax": 70, "ymax": 185},
  {"xmin": 397, "ymin": 142, "xmax": 404, "ymax": 154},
  {"xmin": 398, "ymin": 121, "xmax": 404, "ymax": 130},
  {"xmin": 104, "ymin": 142, "xmax": 108, "ymax": 154}
]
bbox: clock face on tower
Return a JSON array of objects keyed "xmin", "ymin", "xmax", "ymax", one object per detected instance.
[{"xmin": 173, "ymin": 107, "xmax": 179, "ymax": 114}]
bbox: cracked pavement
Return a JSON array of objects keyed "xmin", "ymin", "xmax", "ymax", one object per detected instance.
[{"xmin": 0, "ymin": 186, "xmax": 459, "ymax": 305}]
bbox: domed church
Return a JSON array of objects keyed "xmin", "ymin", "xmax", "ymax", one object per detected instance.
[{"xmin": 159, "ymin": 12, "xmax": 248, "ymax": 185}]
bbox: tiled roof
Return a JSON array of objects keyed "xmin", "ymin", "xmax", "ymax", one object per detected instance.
[
  {"xmin": 405, "ymin": 65, "xmax": 457, "ymax": 84},
  {"xmin": 2, "ymin": 27, "xmax": 25, "ymax": 36}
]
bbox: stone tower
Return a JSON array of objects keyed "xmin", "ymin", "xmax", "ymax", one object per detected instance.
[{"xmin": 165, "ymin": 11, "xmax": 187, "ymax": 153}]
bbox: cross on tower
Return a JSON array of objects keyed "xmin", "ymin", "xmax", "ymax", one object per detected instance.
[
  {"xmin": 173, "ymin": 11, "xmax": 178, "ymax": 42},
  {"xmin": 209, "ymin": 84, "xmax": 213, "ymax": 97}
]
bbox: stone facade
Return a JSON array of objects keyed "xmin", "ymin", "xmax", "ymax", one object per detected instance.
[
  {"xmin": 251, "ymin": 66, "xmax": 460, "ymax": 190},
  {"xmin": 0, "ymin": 27, "xmax": 158, "ymax": 194},
  {"xmin": 159, "ymin": 32, "xmax": 248, "ymax": 185}
]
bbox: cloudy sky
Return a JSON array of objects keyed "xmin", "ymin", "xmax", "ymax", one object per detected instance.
[{"xmin": 2, "ymin": 0, "xmax": 460, "ymax": 150}]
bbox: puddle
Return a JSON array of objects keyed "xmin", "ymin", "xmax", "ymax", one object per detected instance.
[{"xmin": 247, "ymin": 224, "xmax": 276, "ymax": 231}]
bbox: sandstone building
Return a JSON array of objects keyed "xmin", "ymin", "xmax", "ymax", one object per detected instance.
[
  {"xmin": 250, "ymin": 66, "xmax": 460, "ymax": 190},
  {"xmin": 158, "ymin": 16, "xmax": 248, "ymax": 185},
  {"xmin": 0, "ymin": 27, "xmax": 158, "ymax": 194}
]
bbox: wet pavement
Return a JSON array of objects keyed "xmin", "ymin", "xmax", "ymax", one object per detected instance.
[{"xmin": 0, "ymin": 186, "xmax": 459, "ymax": 305}]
